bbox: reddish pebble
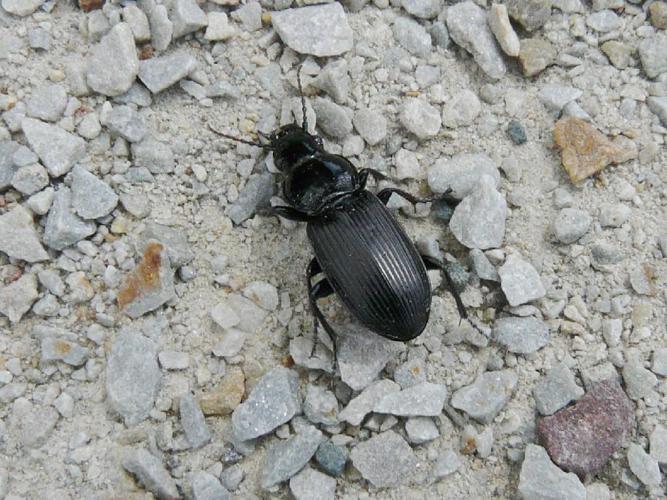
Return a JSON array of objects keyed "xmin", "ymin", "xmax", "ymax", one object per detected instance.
[{"xmin": 536, "ymin": 379, "xmax": 634, "ymax": 479}]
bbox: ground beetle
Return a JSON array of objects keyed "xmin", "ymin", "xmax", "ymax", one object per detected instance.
[{"xmin": 212, "ymin": 72, "xmax": 468, "ymax": 344}]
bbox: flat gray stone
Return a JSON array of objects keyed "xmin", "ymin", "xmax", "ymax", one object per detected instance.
[
  {"xmin": 538, "ymin": 85, "xmax": 583, "ymax": 113},
  {"xmin": 0, "ymin": 274, "xmax": 38, "ymax": 323},
  {"xmin": 427, "ymin": 153, "xmax": 499, "ymax": 199},
  {"xmin": 171, "ymin": 0, "xmax": 207, "ymax": 39},
  {"xmin": 442, "ymin": 89, "xmax": 481, "ymax": 128},
  {"xmin": 498, "ymin": 254, "xmax": 546, "ymax": 306},
  {"xmin": 180, "ymin": 393, "xmax": 211, "ymax": 448},
  {"xmin": 392, "ymin": 17, "xmax": 432, "ymax": 58},
  {"xmin": 533, "ymin": 363, "xmax": 585, "ymax": 415},
  {"xmin": 231, "ymin": 2, "xmax": 262, "ymax": 33},
  {"xmin": 227, "ymin": 173, "xmax": 275, "ymax": 225},
  {"xmin": 339, "ymin": 379, "xmax": 401, "ymax": 426},
  {"xmin": 587, "ymin": 10, "xmax": 622, "ymax": 32},
  {"xmin": 261, "ymin": 425, "xmax": 324, "ymax": 489},
  {"xmin": 405, "ymin": 416, "xmax": 439, "ymax": 444},
  {"xmin": 131, "ymin": 136, "xmax": 175, "ymax": 174},
  {"xmin": 494, "ymin": 316, "xmax": 550, "ymax": 355},
  {"xmin": 337, "ymin": 325, "xmax": 399, "ymax": 391},
  {"xmin": 122, "ymin": 448, "xmax": 179, "ymax": 499},
  {"xmin": 627, "ymin": 443, "xmax": 661, "ymax": 487},
  {"xmin": 433, "ymin": 449, "xmax": 462, "ymax": 479},
  {"xmin": 225, "ymin": 294, "xmax": 269, "ymax": 333},
  {"xmin": 191, "ymin": 472, "xmax": 230, "ymax": 500},
  {"xmin": 43, "ymin": 187, "xmax": 96, "ymax": 251},
  {"xmin": 469, "ymin": 248, "xmax": 499, "ymax": 281},
  {"xmin": 351, "ymin": 108, "xmax": 387, "ymax": 146},
  {"xmin": 21, "ymin": 118, "xmax": 86, "ymax": 177},
  {"xmin": 101, "ymin": 104, "xmax": 146, "ymax": 143},
  {"xmin": 41, "ymin": 337, "xmax": 89, "ymax": 366},
  {"xmin": 232, "ymin": 366, "xmax": 301, "ymax": 441},
  {"xmin": 86, "ymin": 23, "xmax": 138, "ymax": 97},
  {"xmin": 26, "ymin": 84, "xmax": 67, "ymax": 122},
  {"xmin": 138, "ymin": 52, "xmax": 197, "ymax": 94},
  {"xmin": 0, "ymin": 205, "xmax": 49, "ymax": 262},
  {"xmin": 400, "ymin": 98, "xmax": 441, "ymax": 140},
  {"xmin": 70, "ymin": 166, "xmax": 118, "ymax": 219},
  {"xmin": 312, "ymin": 98, "xmax": 352, "ymax": 139},
  {"xmin": 106, "ymin": 331, "xmax": 161, "ymax": 426},
  {"xmin": 652, "ymin": 348, "xmax": 667, "ymax": 377},
  {"xmin": 449, "ymin": 175, "xmax": 507, "ymax": 250},
  {"xmin": 505, "ymin": 0, "xmax": 552, "ymax": 31},
  {"xmin": 271, "ymin": 3, "xmax": 353, "ymax": 57},
  {"xmin": 350, "ymin": 430, "xmax": 418, "ymax": 488},
  {"xmin": 289, "ymin": 466, "xmax": 336, "ymax": 500},
  {"xmin": 446, "ymin": 1, "xmax": 506, "ymax": 80},
  {"xmin": 518, "ymin": 444, "xmax": 586, "ymax": 500},
  {"xmin": 374, "ymin": 382, "xmax": 447, "ymax": 417},
  {"xmin": 312, "ymin": 60, "xmax": 350, "ymax": 104},
  {"xmin": 11, "ymin": 163, "xmax": 49, "ymax": 195},
  {"xmin": 450, "ymin": 370, "xmax": 518, "ymax": 424}
]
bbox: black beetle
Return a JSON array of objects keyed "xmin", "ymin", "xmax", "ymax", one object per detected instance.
[{"xmin": 211, "ymin": 74, "xmax": 468, "ymax": 343}]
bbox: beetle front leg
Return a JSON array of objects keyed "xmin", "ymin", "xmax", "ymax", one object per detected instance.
[
  {"xmin": 306, "ymin": 259, "xmax": 339, "ymax": 354},
  {"xmin": 377, "ymin": 187, "xmax": 459, "ymax": 209},
  {"xmin": 272, "ymin": 205, "xmax": 315, "ymax": 222}
]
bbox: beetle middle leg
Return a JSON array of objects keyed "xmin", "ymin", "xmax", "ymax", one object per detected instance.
[
  {"xmin": 377, "ymin": 187, "xmax": 459, "ymax": 208},
  {"xmin": 420, "ymin": 255, "xmax": 468, "ymax": 322},
  {"xmin": 306, "ymin": 258, "xmax": 339, "ymax": 355}
]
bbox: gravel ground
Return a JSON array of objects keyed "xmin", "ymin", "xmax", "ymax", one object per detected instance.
[{"xmin": 0, "ymin": 0, "xmax": 666, "ymax": 498}]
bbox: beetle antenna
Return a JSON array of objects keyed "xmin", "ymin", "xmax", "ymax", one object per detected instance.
[
  {"xmin": 208, "ymin": 124, "xmax": 274, "ymax": 150},
  {"xmin": 297, "ymin": 65, "xmax": 308, "ymax": 132}
]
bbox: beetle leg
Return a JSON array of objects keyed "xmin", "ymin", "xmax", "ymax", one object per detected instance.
[
  {"xmin": 420, "ymin": 255, "xmax": 468, "ymax": 322},
  {"xmin": 272, "ymin": 205, "xmax": 315, "ymax": 222},
  {"xmin": 377, "ymin": 187, "xmax": 439, "ymax": 206},
  {"xmin": 306, "ymin": 259, "xmax": 339, "ymax": 355},
  {"xmin": 358, "ymin": 168, "xmax": 388, "ymax": 188}
]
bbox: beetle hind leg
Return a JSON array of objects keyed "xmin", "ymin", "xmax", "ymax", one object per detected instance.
[{"xmin": 306, "ymin": 259, "xmax": 339, "ymax": 355}]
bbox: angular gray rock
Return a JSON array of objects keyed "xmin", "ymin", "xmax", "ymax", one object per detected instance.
[
  {"xmin": 138, "ymin": 0, "xmax": 173, "ymax": 52},
  {"xmin": 446, "ymin": 1, "xmax": 506, "ymax": 80},
  {"xmin": 131, "ymin": 136, "xmax": 175, "ymax": 173},
  {"xmin": 374, "ymin": 382, "xmax": 447, "ymax": 417},
  {"xmin": 231, "ymin": 366, "xmax": 301, "ymax": 441},
  {"xmin": 337, "ymin": 325, "xmax": 399, "ymax": 391},
  {"xmin": 122, "ymin": 448, "xmax": 179, "ymax": 499},
  {"xmin": 498, "ymin": 255, "xmax": 546, "ymax": 307},
  {"xmin": 392, "ymin": 17, "xmax": 432, "ymax": 58},
  {"xmin": 350, "ymin": 431, "xmax": 418, "ymax": 487},
  {"xmin": 450, "ymin": 370, "xmax": 518, "ymax": 424},
  {"xmin": 227, "ymin": 173, "xmax": 275, "ymax": 225},
  {"xmin": 86, "ymin": 23, "xmax": 139, "ymax": 97},
  {"xmin": 138, "ymin": 52, "xmax": 198, "ymax": 94},
  {"xmin": 0, "ymin": 205, "xmax": 49, "ymax": 262},
  {"xmin": 122, "ymin": 4, "xmax": 151, "ymax": 43},
  {"xmin": 538, "ymin": 85, "xmax": 583, "ymax": 114},
  {"xmin": 627, "ymin": 444, "xmax": 661, "ymax": 487},
  {"xmin": 106, "ymin": 331, "xmax": 161, "ymax": 425},
  {"xmin": 70, "ymin": 166, "xmax": 119, "ymax": 219},
  {"xmin": 101, "ymin": 104, "xmax": 146, "ymax": 143},
  {"xmin": 533, "ymin": 363, "xmax": 585, "ymax": 415},
  {"xmin": 289, "ymin": 466, "xmax": 336, "ymax": 500},
  {"xmin": 43, "ymin": 188, "xmax": 96, "ymax": 251},
  {"xmin": 312, "ymin": 98, "xmax": 352, "ymax": 139},
  {"xmin": 21, "ymin": 118, "xmax": 86, "ymax": 177},
  {"xmin": 650, "ymin": 425, "xmax": 667, "ymax": 465},
  {"xmin": 261, "ymin": 425, "xmax": 324, "ymax": 489},
  {"xmin": 271, "ymin": 3, "xmax": 353, "ymax": 57},
  {"xmin": 442, "ymin": 90, "xmax": 481, "ymax": 128},
  {"xmin": 180, "ymin": 393, "xmax": 211, "ymax": 449},
  {"xmin": 494, "ymin": 316, "xmax": 550, "ymax": 355},
  {"xmin": 170, "ymin": 0, "xmax": 207, "ymax": 39},
  {"xmin": 1, "ymin": 0, "xmax": 43, "ymax": 16},
  {"xmin": 41, "ymin": 337, "xmax": 89, "ymax": 366},
  {"xmin": 339, "ymin": 379, "xmax": 401, "ymax": 426},
  {"xmin": 518, "ymin": 444, "xmax": 586, "ymax": 500},
  {"xmin": 427, "ymin": 153, "xmax": 499, "ymax": 200},
  {"xmin": 469, "ymin": 248, "xmax": 499, "ymax": 281},
  {"xmin": 26, "ymin": 84, "xmax": 67, "ymax": 122},
  {"xmin": 622, "ymin": 362, "xmax": 657, "ymax": 401},
  {"xmin": 0, "ymin": 274, "xmax": 38, "ymax": 323},
  {"xmin": 11, "ymin": 163, "xmax": 49, "ymax": 195},
  {"xmin": 449, "ymin": 175, "xmax": 507, "ymax": 249},
  {"xmin": 191, "ymin": 472, "xmax": 230, "ymax": 500},
  {"xmin": 400, "ymin": 98, "xmax": 441, "ymax": 140},
  {"xmin": 405, "ymin": 416, "xmax": 440, "ymax": 444},
  {"xmin": 353, "ymin": 108, "xmax": 387, "ymax": 146}
]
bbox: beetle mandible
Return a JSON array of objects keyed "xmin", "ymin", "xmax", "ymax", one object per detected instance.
[{"xmin": 211, "ymin": 70, "xmax": 469, "ymax": 345}]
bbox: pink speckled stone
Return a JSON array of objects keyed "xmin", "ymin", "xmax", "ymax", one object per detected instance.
[{"xmin": 536, "ymin": 379, "xmax": 634, "ymax": 479}]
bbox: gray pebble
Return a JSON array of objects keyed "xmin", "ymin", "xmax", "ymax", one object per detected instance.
[
  {"xmin": 651, "ymin": 348, "xmax": 667, "ymax": 377},
  {"xmin": 220, "ymin": 464, "xmax": 244, "ymax": 491},
  {"xmin": 449, "ymin": 175, "xmax": 507, "ymax": 249},
  {"xmin": 392, "ymin": 16, "xmax": 432, "ymax": 58},
  {"xmin": 427, "ymin": 153, "xmax": 499, "ymax": 199},
  {"xmin": 350, "ymin": 430, "xmax": 418, "ymax": 487},
  {"xmin": 587, "ymin": 10, "xmax": 622, "ymax": 32},
  {"xmin": 26, "ymin": 84, "xmax": 67, "ymax": 122},
  {"xmin": 518, "ymin": 444, "xmax": 586, "ymax": 500},
  {"xmin": 88, "ymin": 10, "xmax": 111, "ymax": 42},
  {"xmin": 599, "ymin": 203, "xmax": 631, "ymax": 227},
  {"xmin": 442, "ymin": 90, "xmax": 481, "ymax": 128},
  {"xmin": 505, "ymin": 0, "xmax": 552, "ymax": 31},
  {"xmin": 506, "ymin": 121, "xmax": 527, "ymax": 145},
  {"xmin": 312, "ymin": 98, "xmax": 352, "ymax": 139},
  {"xmin": 231, "ymin": 1, "xmax": 262, "ymax": 32},
  {"xmin": 446, "ymin": 1, "xmax": 506, "ymax": 80},
  {"xmin": 552, "ymin": 208, "xmax": 591, "ymax": 244},
  {"xmin": 450, "ymin": 370, "xmax": 518, "ymax": 424},
  {"xmin": 15, "ymin": 399, "xmax": 59, "ymax": 448},
  {"xmin": 638, "ymin": 33, "xmax": 667, "ymax": 80},
  {"xmin": 138, "ymin": 0, "xmax": 173, "ymax": 52},
  {"xmin": 171, "ymin": 0, "xmax": 207, "ymax": 39},
  {"xmin": 21, "ymin": 117, "xmax": 86, "ymax": 177},
  {"xmin": 393, "ymin": 358, "xmax": 427, "ymax": 388},
  {"xmin": 0, "ymin": 141, "xmax": 20, "ymax": 190},
  {"xmin": 271, "ymin": 3, "xmax": 353, "ymax": 57},
  {"xmin": 122, "ymin": 448, "xmax": 179, "ymax": 499},
  {"xmin": 0, "ymin": 205, "xmax": 49, "ymax": 262},
  {"xmin": 469, "ymin": 249, "xmax": 499, "ymax": 281},
  {"xmin": 106, "ymin": 331, "xmax": 161, "ymax": 425},
  {"xmin": 339, "ymin": 379, "xmax": 400, "ymax": 426},
  {"xmin": 261, "ymin": 425, "xmax": 324, "ymax": 489},
  {"xmin": 43, "ymin": 187, "xmax": 96, "ymax": 251},
  {"xmin": 498, "ymin": 254, "xmax": 546, "ymax": 307},
  {"xmin": 131, "ymin": 136, "xmax": 175, "ymax": 173},
  {"xmin": 1, "ymin": 0, "xmax": 43, "ymax": 16},
  {"xmin": 312, "ymin": 60, "xmax": 350, "ymax": 104},
  {"xmin": 70, "ymin": 166, "xmax": 119, "ymax": 219},
  {"xmin": 289, "ymin": 466, "xmax": 336, "ymax": 500},
  {"xmin": 494, "ymin": 316, "xmax": 550, "ymax": 355},
  {"xmin": 647, "ymin": 96, "xmax": 667, "ymax": 127},
  {"xmin": 138, "ymin": 52, "xmax": 198, "ymax": 93},
  {"xmin": 304, "ymin": 384, "xmax": 338, "ymax": 426},
  {"xmin": 122, "ymin": 4, "xmax": 151, "ymax": 42},
  {"xmin": 649, "ymin": 425, "xmax": 667, "ymax": 465},
  {"xmin": 227, "ymin": 173, "xmax": 275, "ymax": 225},
  {"xmin": 180, "ymin": 393, "xmax": 211, "ymax": 448},
  {"xmin": 77, "ymin": 113, "xmax": 102, "ymax": 139},
  {"xmin": 101, "ymin": 104, "xmax": 146, "ymax": 143},
  {"xmin": 86, "ymin": 23, "xmax": 139, "ymax": 97},
  {"xmin": 353, "ymin": 108, "xmax": 387, "ymax": 146},
  {"xmin": 158, "ymin": 350, "xmax": 189, "ymax": 370},
  {"xmin": 400, "ymin": 98, "xmax": 441, "ymax": 140},
  {"xmin": 401, "ymin": 0, "xmax": 441, "ymax": 18},
  {"xmin": 405, "ymin": 416, "xmax": 439, "ymax": 444},
  {"xmin": 191, "ymin": 472, "xmax": 230, "ymax": 500},
  {"xmin": 232, "ymin": 366, "xmax": 301, "ymax": 441},
  {"xmin": 213, "ymin": 329, "xmax": 246, "ymax": 358},
  {"xmin": 622, "ymin": 362, "xmax": 657, "ymax": 401},
  {"xmin": 533, "ymin": 363, "xmax": 585, "ymax": 415},
  {"xmin": 337, "ymin": 325, "xmax": 399, "ymax": 391},
  {"xmin": 429, "ymin": 21, "xmax": 450, "ymax": 49},
  {"xmin": 0, "ymin": 274, "xmax": 39, "ymax": 323},
  {"xmin": 433, "ymin": 449, "xmax": 462, "ymax": 479},
  {"xmin": 590, "ymin": 240, "xmax": 624, "ymax": 267},
  {"xmin": 41, "ymin": 337, "xmax": 89, "ymax": 366},
  {"xmin": 114, "ymin": 83, "xmax": 153, "ymax": 107},
  {"xmin": 627, "ymin": 443, "xmax": 661, "ymax": 487},
  {"xmin": 374, "ymin": 381, "xmax": 447, "ymax": 417},
  {"xmin": 315, "ymin": 440, "xmax": 347, "ymax": 477},
  {"xmin": 538, "ymin": 85, "xmax": 582, "ymax": 113},
  {"xmin": 0, "ymin": 382, "xmax": 27, "ymax": 403},
  {"xmin": 226, "ymin": 294, "xmax": 269, "ymax": 333}
]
